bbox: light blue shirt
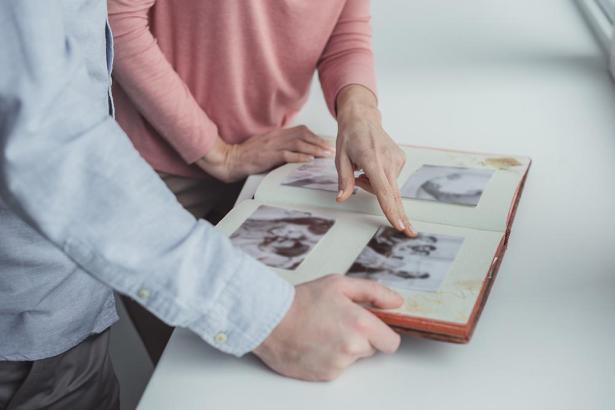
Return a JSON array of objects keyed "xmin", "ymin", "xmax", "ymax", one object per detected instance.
[{"xmin": 0, "ymin": 0, "xmax": 294, "ymax": 361}]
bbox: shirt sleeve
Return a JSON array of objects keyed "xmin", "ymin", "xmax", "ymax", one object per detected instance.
[
  {"xmin": 317, "ymin": 0, "xmax": 378, "ymax": 117},
  {"xmin": 107, "ymin": 0, "xmax": 219, "ymax": 164},
  {"xmin": 0, "ymin": 0, "xmax": 294, "ymax": 357}
]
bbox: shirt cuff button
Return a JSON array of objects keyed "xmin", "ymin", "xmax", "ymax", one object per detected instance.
[
  {"xmin": 137, "ymin": 288, "xmax": 150, "ymax": 300},
  {"xmin": 214, "ymin": 332, "xmax": 228, "ymax": 344}
]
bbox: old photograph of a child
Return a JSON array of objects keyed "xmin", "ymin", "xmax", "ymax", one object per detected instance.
[
  {"xmin": 347, "ymin": 227, "xmax": 464, "ymax": 292},
  {"xmin": 401, "ymin": 165, "xmax": 494, "ymax": 206},
  {"xmin": 230, "ymin": 205, "xmax": 335, "ymax": 270}
]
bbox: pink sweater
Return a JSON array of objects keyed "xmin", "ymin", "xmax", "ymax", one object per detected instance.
[{"xmin": 108, "ymin": 0, "xmax": 377, "ymax": 178}]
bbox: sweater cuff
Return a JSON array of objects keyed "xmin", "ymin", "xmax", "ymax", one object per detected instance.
[
  {"xmin": 179, "ymin": 118, "xmax": 220, "ymax": 165},
  {"xmin": 320, "ymin": 62, "xmax": 377, "ymax": 118}
]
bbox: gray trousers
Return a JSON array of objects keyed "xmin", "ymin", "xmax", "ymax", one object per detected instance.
[{"xmin": 0, "ymin": 330, "xmax": 119, "ymax": 410}]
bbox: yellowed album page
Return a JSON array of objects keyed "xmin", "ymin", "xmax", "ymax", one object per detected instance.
[
  {"xmin": 255, "ymin": 145, "xmax": 529, "ymax": 232},
  {"xmin": 217, "ymin": 200, "xmax": 503, "ymax": 325}
]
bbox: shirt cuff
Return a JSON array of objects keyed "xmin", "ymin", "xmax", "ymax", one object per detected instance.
[
  {"xmin": 187, "ymin": 254, "xmax": 295, "ymax": 356},
  {"xmin": 320, "ymin": 62, "xmax": 378, "ymax": 118},
  {"xmin": 66, "ymin": 215, "xmax": 295, "ymax": 357}
]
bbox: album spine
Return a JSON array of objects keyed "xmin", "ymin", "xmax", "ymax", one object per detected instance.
[{"xmin": 504, "ymin": 161, "xmax": 532, "ymax": 242}]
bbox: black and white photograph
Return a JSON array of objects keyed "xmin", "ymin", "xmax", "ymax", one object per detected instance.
[
  {"xmin": 230, "ymin": 205, "xmax": 335, "ymax": 270},
  {"xmin": 401, "ymin": 165, "xmax": 495, "ymax": 206},
  {"xmin": 281, "ymin": 158, "xmax": 340, "ymax": 192},
  {"xmin": 346, "ymin": 227, "xmax": 464, "ymax": 292}
]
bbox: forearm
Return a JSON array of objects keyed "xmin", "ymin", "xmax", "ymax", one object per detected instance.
[
  {"xmin": 0, "ymin": 1, "xmax": 293, "ymax": 356},
  {"xmin": 108, "ymin": 0, "xmax": 218, "ymax": 164},
  {"xmin": 317, "ymin": 0, "xmax": 377, "ymax": 117}
]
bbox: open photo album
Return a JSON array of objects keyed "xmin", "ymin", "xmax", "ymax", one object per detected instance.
[{"xmin": 216, "ymin": 144, "xmax": 531, "ymax": 343}]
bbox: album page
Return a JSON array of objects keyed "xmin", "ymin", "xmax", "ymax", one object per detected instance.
[
  {"xmin": 216, "ymin": 200, "xmax": 504, "ymax": 325},
  {"xmin": 254, "ymin": 145, "xmax": 530, "ymax": 233}
]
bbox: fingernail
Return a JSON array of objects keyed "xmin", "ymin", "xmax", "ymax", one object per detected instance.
[
  {"xmin": 398, "ymin": 219, "xmax": 405, "ymax": 230},
  {"xmin": 322, "ymin": 150, "xmax": 334, "ymax": 157},
  {"xmin": 337, "ymin": 190, "xmax": 343, "ymax": 199}
]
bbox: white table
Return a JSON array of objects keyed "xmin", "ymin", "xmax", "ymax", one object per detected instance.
[{"xmin": 138, "ymin": 1, "xmax": 615, "ymax": 409}]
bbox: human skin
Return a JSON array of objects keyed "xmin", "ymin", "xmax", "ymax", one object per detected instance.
[
  {"xmin": 198, "ymin": 84, "xmax": 411, "ymax": 381},
  {"xmin": 253, "ymin": 274, "xmax": 403, "ymax": 381},
  {"xmin": 334, "ymin": 84, "xmax": 415, "ymax": 238},
  {"xmin": 198, "ymin": 84, "xmax": 414, "ymax": 237},
  {"xmin": 196, "ymin": 125, "xmax": 334, "ymax": 183}
]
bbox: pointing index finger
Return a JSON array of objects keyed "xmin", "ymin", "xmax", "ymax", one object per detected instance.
[
  {"xmin": 389, "ymin": 174, "xmax": 416, "ymax": 237},
  {"xmin": 362, "ymin": 164, "xmax": 415, "ymax": 236}
]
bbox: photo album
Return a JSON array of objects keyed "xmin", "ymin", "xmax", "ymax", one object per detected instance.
[{"xmin": 216, "ymin": 144, "xmax": 531, "ymax": 343}]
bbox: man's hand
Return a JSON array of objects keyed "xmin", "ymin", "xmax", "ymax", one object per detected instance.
[
  {"xmin": 196, "ymin": 126, "xmax": 333, "ymax": 183},
  {"xmin": 335, "ymin": 85, "xmax": 415, "ymax": 237},
  {"xmin": 253, "ymin": 274, "xmax": 403, "ymax": 381}
]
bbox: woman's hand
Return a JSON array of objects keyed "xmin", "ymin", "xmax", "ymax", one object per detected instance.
[
  {"xmin": 196, "ymin": 126, "xmax": 333, "ymax": 183},
  {"xmin": 335, "ymin": 85, "xmax": 415, "ymax": 237}
]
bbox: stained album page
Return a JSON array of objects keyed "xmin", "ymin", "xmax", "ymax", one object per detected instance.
[
  {"xmin": 347, "ymin": 227, "xmax": 464, "ymax": 292},
  {"xmin": 255, "ymin": 145, "xmax": 530, "ymax": 232},
  {"xmin": 217, "ymin": 200, "xmax": 504, "ymax": 325}
]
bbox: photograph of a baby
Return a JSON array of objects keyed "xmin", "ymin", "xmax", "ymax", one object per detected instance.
[
  {"xmin": 401, "ymin": 165, "xmax": 494, "ymax": 206},
  {"xmin": 230, "ymin": 205, "xmax": 335, "ymax": 270},
  {"xmin": 347, "ymin": 227, "xmax": 464, "ymax": 292},
  {"xmin": 281, "ymin": 158, "xmax": 340, "ymax": 192}
]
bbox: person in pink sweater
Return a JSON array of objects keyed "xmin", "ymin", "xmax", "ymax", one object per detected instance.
[{"xmin": 109, "ymin": 0, "xmax": 411, "ymax": 381}]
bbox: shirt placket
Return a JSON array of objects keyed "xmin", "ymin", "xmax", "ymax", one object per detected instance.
[{"xmin": 105, "ymin": 19, "xmax": 115, "ymax": 118}]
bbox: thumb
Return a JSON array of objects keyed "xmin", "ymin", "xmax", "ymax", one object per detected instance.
[
  {"xmin": 342, "ymin": 277, "xmax": 404, "ymax": 309},
  {"xmin": 336, "ymin": 152, "xmax": 355, "ymax": 202}
]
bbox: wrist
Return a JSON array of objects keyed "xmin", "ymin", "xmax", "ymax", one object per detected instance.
[
  {"xmin": 196, "ymin": 137, "xmax": 236, "ymax": 182},
  {"xmin": 336, "ymin": 85, "xmax": 381, "ymax": 127}
]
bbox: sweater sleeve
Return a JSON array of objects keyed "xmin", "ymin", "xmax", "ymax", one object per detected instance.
[
  {"xmin": 317, "ymin": 0, "xmax": 378, "ymax": 117},
  {"xmin": 108, "ymin": 0, "xmax": 218, "ymax": 164}
]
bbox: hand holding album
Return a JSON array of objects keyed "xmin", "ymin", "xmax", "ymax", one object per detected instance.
[{"xmin": 217, "ymin": 144, "xmax": 530, "ymax": 342}]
